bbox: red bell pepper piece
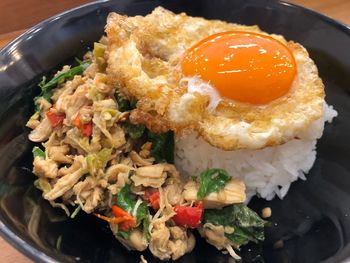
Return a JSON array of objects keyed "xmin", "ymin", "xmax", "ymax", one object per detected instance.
[
  {"xmin": 173, "ymin": 202, "xmax": 203, "ymax": 228},
  {"xmin": 143, "ymin": 189, "xmax": 160, "ymax": 210},
  {"xmin": 74, "ymin": 113, "xmax": 82, "ymax": 129},
  {"xmin": 46, "ymin": 109, "xmax": 65, "ymax": 128},
  {"xmin": 111, "ymin": 205, "xmax": 135, "ymax": 232},
  {"xmin": 94, "ymin": 213, "xmax": 132, "ymax": 224},
  {"xmin": 82, "ymin": 122, "xmax": 92, "ymax": 137},
  {"xmin": 112, "ymin": 205, "xmax": 131, "ymax": 218},
  {"xmin": 119, "ymin": 218, "xmax": 136, "ymax": 232},
  {"xmin": 94, "ymin": 205, "xmax": 136, "ymax": 232},
  {"xmin": 74, "ymin": 112, "xmax": 92, "ymax": 137}
]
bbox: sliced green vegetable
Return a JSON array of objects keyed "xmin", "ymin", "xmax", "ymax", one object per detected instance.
[
  {"xmin": 34, "ymin": 178, "xmax": 51, "ymax": 193},
  {"xmin": 77, "ymin": 136, "xmax": 91, "ymax": 153},
  {"xmin": 56, "ymin": 235, "xmax": 62, "ymax": 251},
  {"xmin": 93, "ymin": 42, "xmax": 106, "ymax": 58},
  {"xmin": 197, "ymin": 169, "xmax": 231, "ymax": 199},
  {"xmin": 203, "ymin": 204, "xmax": 268, "ymax": 246},
  {"xmin": 147, "ymin": 130, "xmax": 174, "ymax": 164},
  {"xmin": 93, "ymin": 42, "xmax": 107, "ymax": 71},
  {"xmin": 86, "ymin": 148, "xmax": 112, "ymax": 175},
  {"xmin": 32, "ymin": 146, "xmax": 45, "ymax": 159},
  {"xmin": 70, "ymin": 205, "xmax": 81, "ymax": 219},
  {"xmin": 123, "ymin": 122, "xmax": 145, "ymax": 139}
]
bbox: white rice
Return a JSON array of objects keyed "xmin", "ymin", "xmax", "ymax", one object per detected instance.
[{"xmin": 175, "ymin": 104, "xmax": 338, "ymax": 201}]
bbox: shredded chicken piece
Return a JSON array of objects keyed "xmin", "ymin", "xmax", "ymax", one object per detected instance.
[
  {"xmin": 110, "ymin": 126, "xmax": 126, "ymax": 148},
  {"xmin": 129, "ymin": 151, "xmax": 154, "ymax": 166},
  {"xmin": 139, "ymin": 142, "xmax": 152, "ymax": 158},
  {"xmin": 131, "ymin": 164, "xmax": 166, "ymax": 188},
  {"xmin": 183, "ymin": 179, "xmax": 246, "ymax": 208},
  {"xmin": 93, "ymin": 73, "xmax": 113, "ymax": 94},
  {"xmin": 33, "ymin": 156, "xmax": 58, "ymax": 178},
  {"xmin": 105, "ymin": 164, "xmax": 133, "ymax": 183},
  {"xmin": 199, "ymin": 223, "xmax": 227, "ymax": 249},
  {"xmin": 47, "ymin": 145, "xmax": 72, "ymax": 164},
  {"xmin": 112, "ymin": 227, "xmax": 148, "ymax": 252},
  {"xmin": 28, "ymin": 117, "xmax": 53, "ymax": 142},
  {"xmin": 49, "ymin": 200, "xmax": 70, "ymax": 217},
  {"xmin": 139, "ymin": 255, "xmax": 147, "ymax": 263},
  {"xmin": 36, "ymin": 97, "xmax": 52, "ymax": 112},
  {"xmin": 79, "ymin": 106, "xmax": 93, "ymax": 123},
  {"xmin": 52, "ymin": 75, "xmax": 85, "ymax": 104},
  {"xmin": 26, "ymin": 112, "xmax": 41, "ymax": 129},
  {"xmin": 150, "ymin": 186, "xmax": 177, "ymax": 233},
  {"xmin": 149, "ymin": 222, "xmax": 195, "ymax": 260},
  {"xmin": 164, "ymin": 182, "xmax": 184, "ymax": 206},
  {"xmin": 73, "ymin": 175, "xmax": 107, "ymax": 213},
  {"xmin": 199, "ymin": 223, "xmax": 240, "ymax": 260},
  {"xmin": 44, "ymin": 156, "xmax": 87, "ymax": 200}
]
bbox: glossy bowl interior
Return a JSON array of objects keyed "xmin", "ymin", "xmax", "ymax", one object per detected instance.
[{"xmin": 0, "ymin": 0, "xmax": 350, "ymax": 262}]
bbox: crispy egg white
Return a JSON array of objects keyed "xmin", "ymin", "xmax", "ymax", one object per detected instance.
[{"xmin": 105, "ymin": 7, "xmax": 324, "ymax": 150}]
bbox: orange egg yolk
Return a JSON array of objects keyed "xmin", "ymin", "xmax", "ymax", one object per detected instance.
[{"xmin": 181, "ymin": 31, "xmax": 297, "ymax": 105}]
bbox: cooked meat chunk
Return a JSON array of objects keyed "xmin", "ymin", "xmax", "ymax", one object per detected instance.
[
  {"xmin": 44, "ymin": 156, "xmax": 87, "ymax": 200},
  {"xmin": 33, "ymin": 156, "xmax": 58, "ymax": 178},
  {"xmin": 183, "ymin": 179, "xmax": 246, "ymax": 208},
  {"xmin": 29, "ymin": 117, "xmax": 53, "ymax": 142},
  {"xmin": 131, "ymin": 164, "xmax": 166, "ymax": 188},
  {"xmin": 149, "ymin": 222, "xmax": 195, "ymax": 260}
]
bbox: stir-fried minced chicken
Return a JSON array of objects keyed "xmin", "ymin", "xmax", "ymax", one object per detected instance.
[{"xmin": 26, "ymin": 26, "xmax": 268, "ymax": 262}]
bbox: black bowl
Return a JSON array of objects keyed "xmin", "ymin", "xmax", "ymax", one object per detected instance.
[{"xmin": 1, "ymin": 0, "xmax": 350, "ymax": 262}]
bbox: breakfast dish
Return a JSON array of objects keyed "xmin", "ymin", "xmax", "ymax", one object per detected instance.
[{"xmin": 26, "ymin": 7, "xmax": 337, "ymax": 261}]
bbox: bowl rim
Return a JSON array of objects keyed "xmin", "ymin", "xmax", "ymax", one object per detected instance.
[{"xmin": 0, "ymin": 0, "xmax": 349, "ymax": 262}]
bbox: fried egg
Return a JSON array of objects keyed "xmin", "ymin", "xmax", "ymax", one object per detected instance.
[{"xmin": 105, "ymin": 7, "xmax": 324, "ymax": 150}]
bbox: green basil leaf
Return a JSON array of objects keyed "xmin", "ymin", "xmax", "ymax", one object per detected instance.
[
  {"xmin": 123, "ymin": 122, "xmax": 145, "ymax": 139},
  {"xmin": 197, "ymin": 168, "xmax": 231, "ymax": 199},
  {"xmin": 147, "ymin": 130, "xmax": 174, "ymax": 164},
  {"xmin": 117, "ymin": 185, "xmax": 151, "ymax": 240},
  {"xmin": 32, "ymin": 146, "xmax": 45, "ymax": 159},
  {"xmin": 117, "ymin": 184, "xmax": 136, "ymax": 213},
  {"xmin": 203, "ymin": 204, "xmax": 268, "ymax": 246},
  {"xmin": 130, "ymin": 97, "xmax": 137, "ymax": 109},
  {"xmin": 143, "ymin": 216, "xmax": 151, "ymax": 242},
  {"xmin": 115, "ymin": 90, "xmax": 137, "ymax": 112},
  {"xmin": 33, "ymin": 178, "xmax": 51, "ymax": 193},
  {"xmin": 117, "ymin": 185, "xmax": 150, "ymax": 223},
  {"xmin": 136, "ymin": 202, "xmax": 148, "ymax": 223},
  {"xmin": 225, "ymin": 226, "xmax": 256, "ymax": 245},
  {"xmin": 136, "ymin": 202, "xmax": 151, "ymax": 241},
  {"xmin": 40, "ymin": 61, "xmax": 90, "ymax": 92},
  {"xmin": 35, "ymin": 60, "xmax": 90, "ymax": 107}
]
